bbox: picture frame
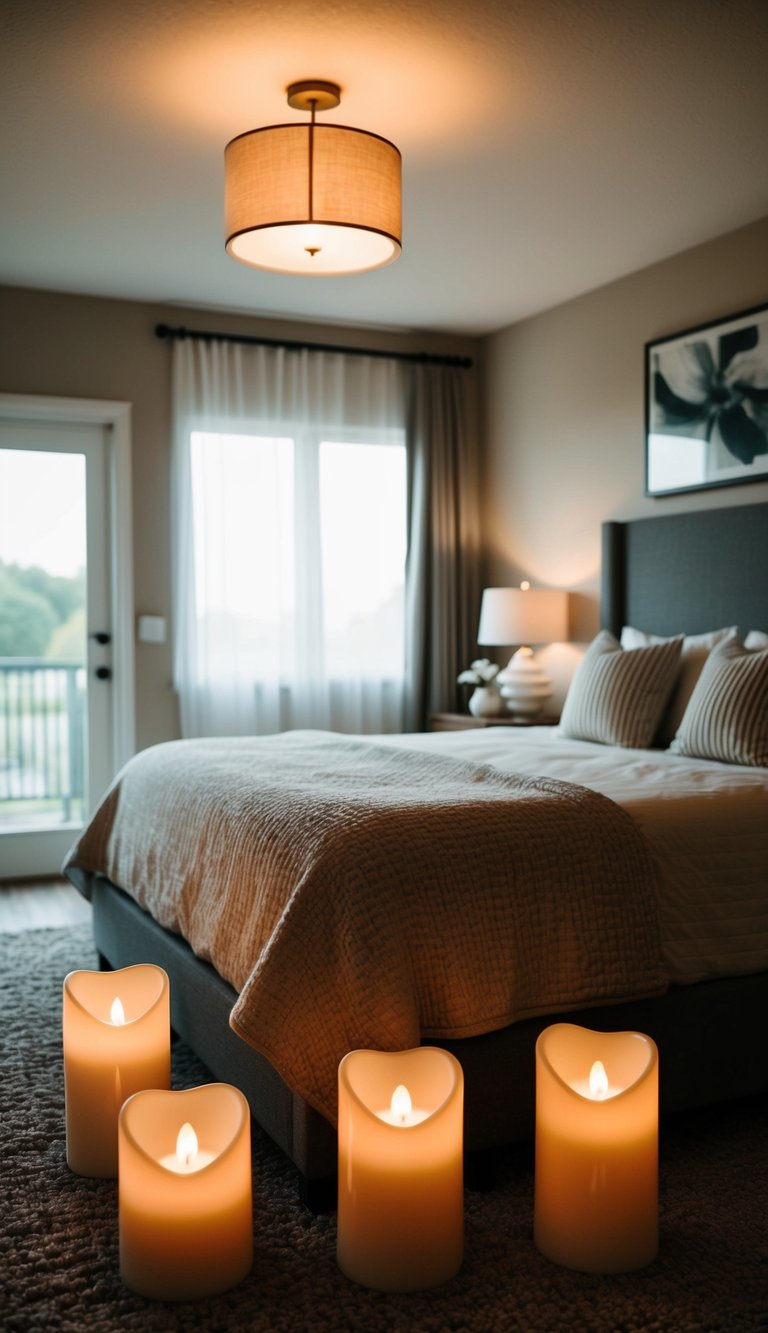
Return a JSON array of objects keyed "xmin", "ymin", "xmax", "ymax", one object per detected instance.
[{"xmin": 645, "ymin": 301, "xmax": 768, "ymax": 497}]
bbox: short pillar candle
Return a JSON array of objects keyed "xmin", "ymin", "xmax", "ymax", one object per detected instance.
[
  {"xmin": 534, "ymin": 1023, "xmax": 659, "ymax": 1273},
  {"xmin": 118, "ymin": 1083, "xmax": 253, "ymax": 1301},
  {"xmin": 63, "ymin": 964, "xmax": 170, "ymax": 1177},
  {"xmin": 337, "ymin": 1047, "xmax": 463, "ymax": 1292}
]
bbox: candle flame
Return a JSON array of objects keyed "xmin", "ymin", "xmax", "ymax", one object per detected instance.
[
  {"xmin": 110, "ymin": 996, "xmax": 126, "ymax": 1025},
  {"xmin": 390, "ymin": 1084, "xmax": 412, "ymax": 1122},
  {"xmin": 589, "ymin": 1059, "xmax": 609, "ymax": 1099},
  {"xmin": 176, "ymin": 1121, "xmax": 198, "ymax": 1166}
]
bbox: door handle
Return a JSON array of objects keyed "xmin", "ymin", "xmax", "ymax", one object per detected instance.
[
  {"xmin": 90, "ymin": 631, "xmax": 112, "ymax": 645},
  {"xmin": 95, "ymin": 666, "xmax": 112, "ymax": 680}
]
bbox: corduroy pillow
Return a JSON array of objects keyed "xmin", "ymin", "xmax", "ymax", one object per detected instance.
[
  {"xmin": 670, "ymin": 636, "xmax": 768, "ymax": 766},
  {"xmin": 620, "ymin": 625, "xmax": 736, "ymax": 746},
  {"xmin": 560, "ymin": 630, "xmax": 683, "ymax": 748}
]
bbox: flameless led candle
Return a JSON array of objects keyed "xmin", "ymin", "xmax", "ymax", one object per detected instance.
[
  {"xmin": 337, "ymin": 1047, "xmax": 463, "ymax": 1292},
  {"xmin": 118, "ymin": 1083, "xmax": 253, "ymax": 1301},
  {"xmin": 63, "ymin": 964, "xmax": 170, "ymax": 1177},
  {"xmin": 534, "ymin": 1023, "xmax": 659, "ymax": 1273}
]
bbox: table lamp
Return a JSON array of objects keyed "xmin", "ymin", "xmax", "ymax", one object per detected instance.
[{"xmin": 477, "ymin": 584, "xmax": 568, "ymax": 716}]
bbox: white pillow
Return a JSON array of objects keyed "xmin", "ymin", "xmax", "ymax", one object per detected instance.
[
  {"xmin": 670, "ymin": 636, "xmax": 768, "ymax": 767},
  {"xmin": 560, "ymin": 630, "xmax": 683, "ymax": 749},
  {"xmin": 746, "ymin": 630, "xmax": 768, "ymax": 650},
  {"xmin": 620, "ymin": 625, "xmax": 736, "ymax": 746}
]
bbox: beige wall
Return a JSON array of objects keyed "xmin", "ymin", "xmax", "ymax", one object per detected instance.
[
  {"xmin": 0, "ymin": 286, "xmax": 480, "ymax": 750},
  {"xmin": 482, "ymin": 215, "xmax": 768, "ymax": 703}
]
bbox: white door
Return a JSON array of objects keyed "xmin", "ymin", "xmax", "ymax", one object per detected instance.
[{"xmin": 0, "ymin": 418, "xmax": 120, "ymax": 876}]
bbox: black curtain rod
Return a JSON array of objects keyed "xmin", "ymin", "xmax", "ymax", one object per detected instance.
[{"xmin": 155, "ymin": 323, "xmax": 473, "ymax": 369}]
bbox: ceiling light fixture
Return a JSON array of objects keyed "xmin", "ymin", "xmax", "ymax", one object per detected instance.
[{"xmin": 224, "ymin": 80, "xmax": 402, "ymax": 277}]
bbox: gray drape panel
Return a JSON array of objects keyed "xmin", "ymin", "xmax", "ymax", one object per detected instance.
[{"xmin": 404, "ymin": 363, "xmax": 482, "ymax": 730}]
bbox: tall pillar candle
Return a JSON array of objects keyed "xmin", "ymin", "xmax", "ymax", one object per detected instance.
[
  {"xmin": 119, "ymin": 1083, "xmax": 253, "ymax": 1301},
  {"xmin": 337, "ymin": 1047, "xmax": 463, "ymax": 1292},
  {"xmin": 534, "ymin": 1023, "xmax": 658, "ymax": 1273},
  {"xmin": 63, "ymin": 964, "xmax": 170, "ymax": 1177}
]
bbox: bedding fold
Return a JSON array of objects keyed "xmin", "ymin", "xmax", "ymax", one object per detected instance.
[{"xmin": 65, "ymin": 731, "xmax": 665, "ymax": 1121}]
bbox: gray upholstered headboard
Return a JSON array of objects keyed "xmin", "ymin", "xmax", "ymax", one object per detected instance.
[{"xmin": 601, "ymin": 502, "xmax": 768, "ymax": 638}]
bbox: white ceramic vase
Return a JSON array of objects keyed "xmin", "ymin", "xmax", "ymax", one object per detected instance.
[{"xmin": 468, "ymin": 686, "xmax": 505, "ymax": 718}]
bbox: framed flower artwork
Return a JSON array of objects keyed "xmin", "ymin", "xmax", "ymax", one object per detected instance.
[{"xmin": 645, "ymin": 301, "xmax": 768, "ymax": 496}]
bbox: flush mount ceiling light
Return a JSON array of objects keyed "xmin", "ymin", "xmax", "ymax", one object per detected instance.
[{"xmin": 224, "ymin": 80, "xmax": 402, "ymax": 277}]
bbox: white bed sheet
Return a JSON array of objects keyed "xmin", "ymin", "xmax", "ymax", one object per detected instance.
[{"xmin": 374, "ymin": 727, "xmax": 768, "ymax": 986}]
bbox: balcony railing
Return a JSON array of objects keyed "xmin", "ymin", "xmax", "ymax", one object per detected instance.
[{"xmin": 0, "ymin": 659, "xmax": 86, "ymax": 829}]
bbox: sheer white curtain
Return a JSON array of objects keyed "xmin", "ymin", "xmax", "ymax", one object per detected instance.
[{"xmin": 171, "ymin": 337, "xmax": 407, "ymax": 737}]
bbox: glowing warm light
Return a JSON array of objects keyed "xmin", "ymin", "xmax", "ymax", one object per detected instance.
[
  {"xmin": 225, "ymin": 104, "xmax": 402, "ymax": 277},
  {"xmin": 337, "ymin": 1047, "xmax": 464, "ymax": 1290},
  {"xmin": 118, "ymin": 1085, "xmax": 252, "ymax": 1300},
  {"xmin": 520, "ymin": 580, "xmax": 530, "ymax": 591},
  {"xmin": 391, "ymin": 1084, "xmax": 412, "ymax": 1122},
  {"xmin": 114, "ymin": 20, "xmax": 510, "ymax": 149},
  {"xmin": 159, "ymin": 1118, "xmax": 215, "ymax": 1174},
  {"xmin": 375, "ymin": 1081, "xmax": 431, "ymax": 1127},
  {"xmin": 63, "ymin": 964, "xmax": 170, "ymax": 1178},
  {"xmin": 589, "ymin": 1060, "xmax": 609, "ymax": 1100},
  {"xmin": 176, "ymin": 1121, "xmax": 198, "ymax": 1167},
  {"xmin": 227, "ymin": 220, "xmax": 399, "ymax": 276},
  {"xmin": 535, "ymin": 1025, "xmax": 659, "ymax": 1273}
]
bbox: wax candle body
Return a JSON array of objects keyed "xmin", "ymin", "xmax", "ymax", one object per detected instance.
[
  {"xmin": 534, "ymin": 1024, "xmax": 658, "ymax": 1273},
  {"xmin": 119, "ymin": 1083, "xmax": 253, "ymax": 1301},
  {"xmin": 337, "ymin": 1047, "xmax": 463, "ymax": 1292},
  {"xmin": 63, "ymin": 965, "xmax": 170, "ymax": 1177}
]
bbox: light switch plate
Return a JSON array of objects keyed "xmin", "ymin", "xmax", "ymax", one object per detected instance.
[{"xmin": 137, "ymin": 614, "xmax": 166, "ymax": 644}]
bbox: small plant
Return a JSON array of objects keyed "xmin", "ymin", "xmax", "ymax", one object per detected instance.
[{"xmin": 457, "ymin": 658, "xmax": 500, "ymax": 686}]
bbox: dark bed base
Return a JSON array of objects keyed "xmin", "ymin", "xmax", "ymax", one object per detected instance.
[{"xmin": 92, "ymin": 877, "xmax": 768, "ymax": 1210}]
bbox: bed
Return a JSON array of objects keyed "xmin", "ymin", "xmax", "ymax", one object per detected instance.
[{"xmin": 64, "ymin": 502, "xmax": 768, "ymax": 1208}]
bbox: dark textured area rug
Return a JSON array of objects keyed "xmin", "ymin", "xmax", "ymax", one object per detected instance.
[{"xmin": 1, "ymin": 926, "xmax": 766, "ymax": 1333}]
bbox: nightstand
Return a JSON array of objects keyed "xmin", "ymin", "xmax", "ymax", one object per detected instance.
[{"xmin": 429, "ymin": 712, "xmax": 560, "ymax": 731}]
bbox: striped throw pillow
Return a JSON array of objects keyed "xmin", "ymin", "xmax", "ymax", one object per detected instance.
[
  {"xmin": 620, "ymin": 625, "xmax": 736, "ymax": 746},
  {"xmin": 670, "ymin": 636, "xmax": 768, "ymax": 766},
  {"xmin": 560, "ymin": 630, "xmax": 683, "ymax": 748}
]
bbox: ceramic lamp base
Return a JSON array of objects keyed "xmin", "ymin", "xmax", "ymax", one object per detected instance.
[{"xmin": 497, "ymin": 647, "xmax": 552, "ymax": 717}]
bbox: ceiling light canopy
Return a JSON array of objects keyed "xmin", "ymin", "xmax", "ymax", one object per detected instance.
[{"xmin": 225, "ymin": 81, "xmax": 402, "ymax": 277}]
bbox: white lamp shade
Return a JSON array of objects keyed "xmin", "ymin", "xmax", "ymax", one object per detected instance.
[
  {"xmin": 477, "ymin": 587, "xmax": 568, "ymax": 646},
  {"xmin": 225, "ymin": 123, "xmax": 402, "ymax": 276}
]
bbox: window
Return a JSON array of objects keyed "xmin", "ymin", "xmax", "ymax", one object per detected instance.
[
  {"xmin": 187, "ymin": 425, "xmax": 407, "ymax": 733},
  {"xmin": 319, "ymin": 439, "xmax": 406, "ymax": 679}
]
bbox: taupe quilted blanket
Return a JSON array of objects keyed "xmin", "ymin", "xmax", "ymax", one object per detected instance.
[{"xmin": 65, "ymin": 732, "xmax": 666, "ymax": 1121}]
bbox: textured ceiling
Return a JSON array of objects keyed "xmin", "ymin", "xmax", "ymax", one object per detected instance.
[{"xmin": 2, "ymin": 0, "xmax": 767, "ymax": 335}]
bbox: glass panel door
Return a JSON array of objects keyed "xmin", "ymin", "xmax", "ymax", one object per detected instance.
[{"xmin": 0, "ymin": 420, "xmax": 112, "ymax": 877}]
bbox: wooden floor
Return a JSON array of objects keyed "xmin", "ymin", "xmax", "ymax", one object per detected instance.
[{"xmin": 0, "ymin": 877, "xmax": 92, "ymax": 933}]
